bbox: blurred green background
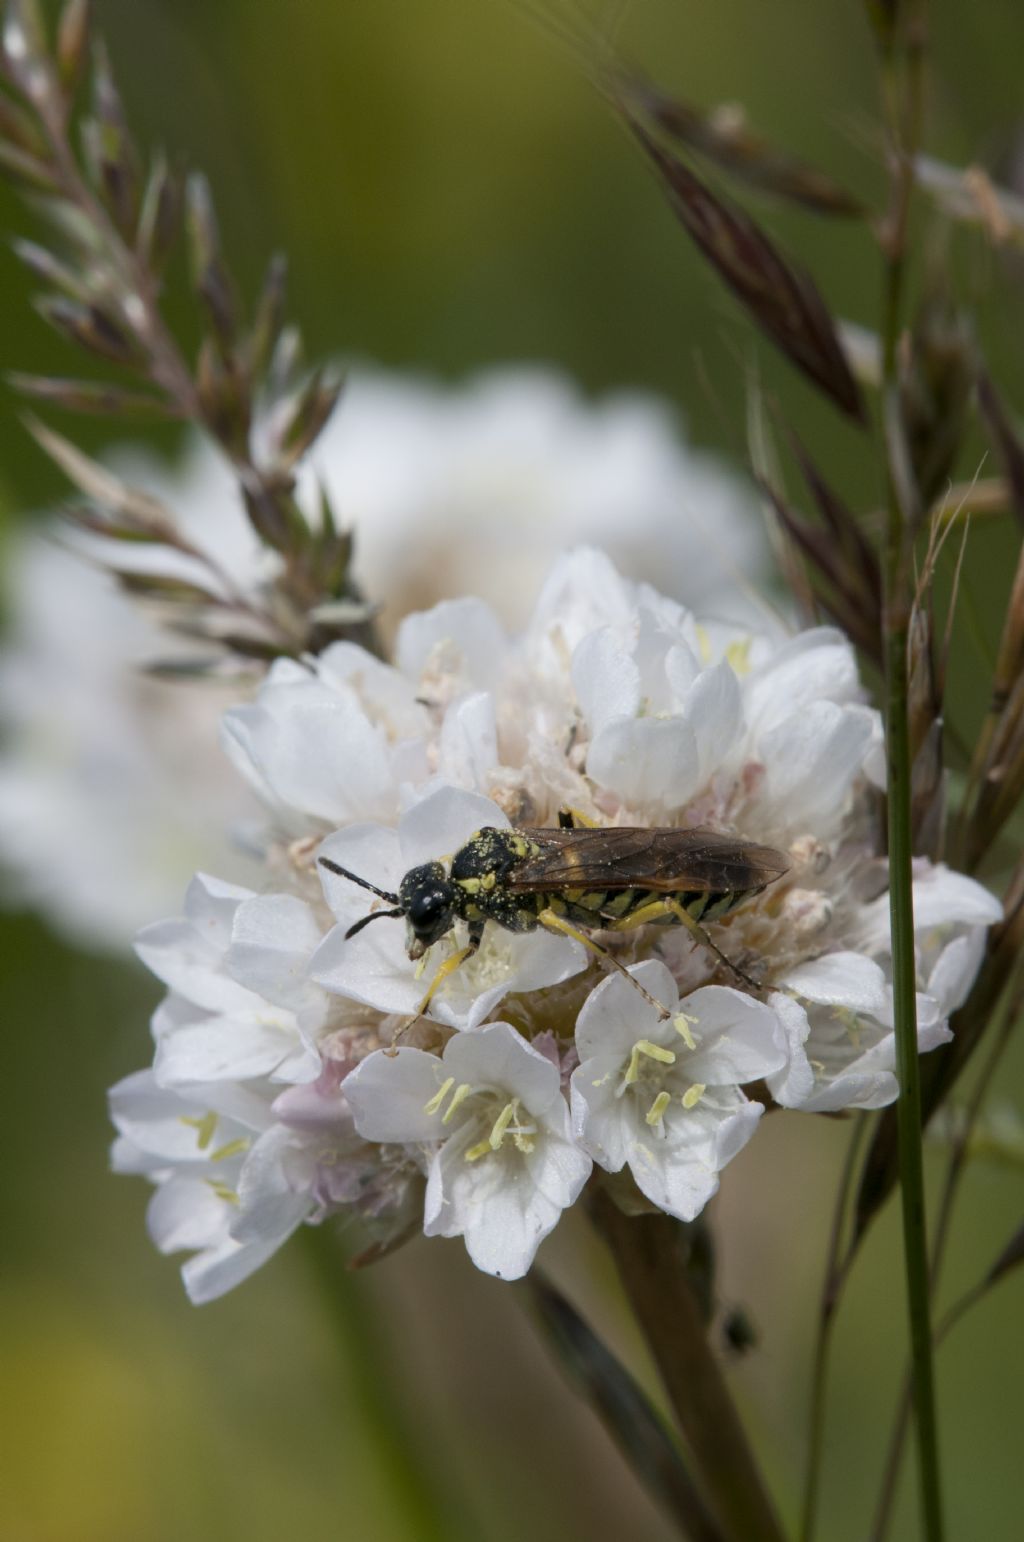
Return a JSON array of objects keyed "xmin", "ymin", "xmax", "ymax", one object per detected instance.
[{"xmin": 2, "ymin": 2, "xmax": 1024, "ymax": 1539}]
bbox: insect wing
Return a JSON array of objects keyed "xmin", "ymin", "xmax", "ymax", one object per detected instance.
[{"xmin": 510, "ymin": 826, "xmax": 789, "ymax": 894}]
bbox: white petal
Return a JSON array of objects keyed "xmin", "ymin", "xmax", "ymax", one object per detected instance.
[
  {"xmin": 344, "ymin": 1046, "xmax": 448, "ymax": 1144},
  {"xmin": 755, "ymin": 702, "xmax": 877, "ymax": 837},
  {"xmin": 627, "ymin": 1134, "xmax": 720, "ymax": 1222},
  {"xmin": 225, "ymin": 893, "xmax": 323, "ymax": 1010},
  {"xmin": 503, "ymin": 929, "xmax": 587, "ymax": 998},
  {"xmin": 222, "ymin": 680, "xmax": 397, "ymax": 829},
  {"xmin": 444, "ymin": 1022, "xmax": 561, "ymax": 1110},
  {"xmin": 911, "ymin": 866, "xmax": 1003, "ymax": 930},
  {"xmin": 574, "ymin": 962, "xmax": 680, "ymax": 1062},
  {"xmin": 571, "ymin": 627, "xmax": 640, "ymax": 734},
  {"xmin": 684, "ymin": 660, "xmax": 743, "ymax": 777},
  {"xmin": 927, "ymin": 929, "xmax": 986, "ymax": 1015},
  {"xmin": 396, "ymin": 597, "xmax": 507, "ymax": 690},
  {"xmin": 586, "ymin": 716, "xmax": 699, "ymax": 811},
  {"xmin": 153, "ymin": 1014, "xmax": 301, "ymax": 1087},
  {"xmin": 399, "ymin": 785, "xmax": 510, "ymax": 868},
  {"xmin": 147, "ymin": 1176, "xmax": 229, "ymax": 1253},
  {"xmin": 713, "ymin": 1100, "xmax": 764, "ymax": 1166},
  {"xmin": 181, "ymin": 1231, "xmax": 289, "ymax": 1304},
  {"xmin": 135, "ymin": 921, "xmax": 262, "ymax": 1017},
  {"xmin": 796, "ymin": 1072, "xmax": 899, "ymax": 1113},
  {"xmin": 680, "ymin": 986, "xmax": 788, "ymax": 1083},
  {"xmin": 317, "ymin": 824, "xmax": 404, "ymax": 927},
  {"xmin": 781, "ymin": 952, "xmax": 888, "ymax": 1016},
  {"xmin": 764, "ymin": 993, "xmax": 816, "ymax": 1107},
  {"xmin": 570, "ymin": 1053, "xmax": 634, "ymax": 1171},
  {"xmin": 437, "ymin": 692, "xmax": 497, "ymax": 790},
  {"xmin": 183, "ymin": 872, "xmax": 254, "ymax": 945},
  {"xmin": 231, "ymin": 1126, "xmax": 315, "ymax": 1246},
  {"xmin": 744, "ymin": 631, "xmax": 860, "ymax": 736}
]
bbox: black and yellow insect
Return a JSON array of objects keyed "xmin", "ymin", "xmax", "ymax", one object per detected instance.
[{"xmin": 319, "ymin": 812, "xmax": 789, "ymax": 1015}]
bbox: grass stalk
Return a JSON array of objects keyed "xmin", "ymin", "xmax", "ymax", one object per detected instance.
[{"xmin": 875, "ymin": 5, "xmax": 945, "ymax": 1534}]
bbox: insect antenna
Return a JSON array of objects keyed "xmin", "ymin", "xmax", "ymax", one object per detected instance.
[
  {"xmin": 345, "ymin": 907, "xmax": 406, "ymax": 939},
  {"xmin": 318, "ymin": 856, "xmax": 400, "ymax": 905}
]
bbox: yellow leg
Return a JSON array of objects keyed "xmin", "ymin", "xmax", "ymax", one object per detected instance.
[
  {"xmin": 558, "ymin": 806, "xmax": 599, "ymax": 829},
  {"xmin": 537, "ymin": 907, "xmax": 672, "ymax": 1019},
  {"xmin": 607, "ymin": 898, "xmax": 759, "ymax": 991},
  {"xmin": 418, "ymin": 944, "xmax": 476, "ymax": 1013}
]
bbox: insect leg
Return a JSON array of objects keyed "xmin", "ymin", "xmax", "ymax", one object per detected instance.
[
  {"xmin": 606, "ymin": 898, "xmax": 761, "ymax": 991},
  {"xmin": 417, "ymin": 937, "xmax": 479, "ymax": 1014},
  {"xmin": 536, "ymin": 906, "xmax": 673, "ymax": 1020}
]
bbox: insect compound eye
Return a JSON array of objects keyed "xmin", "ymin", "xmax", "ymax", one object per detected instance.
[
  {"xmin": 408, "ymin": 889, "xmax": 447, "ymax": 927},
  {"xmin": 399, "ymin": 862, "xmax": 454, "ymax": 945}
]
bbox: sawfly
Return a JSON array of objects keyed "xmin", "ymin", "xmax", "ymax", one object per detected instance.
[{"xmin": 319, "ymin": 810, "xmax": 789, "ymax": 1018}]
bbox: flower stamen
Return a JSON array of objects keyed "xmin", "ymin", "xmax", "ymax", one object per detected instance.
[
  {"xmin": 645, "ymin": 1090, "xmax": 672, "ymax": 1129},
  {"xmin": 181, "ymin": 1111, "xmax": 218, "ymax": 1150},
  {"xmin": 623, "ymin": 1039, "xmax": 676, "ymax": 1086},
  {"xmin": 673, "ymin": 1011, "xmax": 698, "ymax": 1050}
]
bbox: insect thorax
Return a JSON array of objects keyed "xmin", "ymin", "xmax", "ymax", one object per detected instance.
[{"xmin": 449, "ymin": 827, "xmax": 542, "ymax": 934}]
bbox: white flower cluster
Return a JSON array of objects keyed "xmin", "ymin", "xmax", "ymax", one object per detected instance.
[{"xmin": 110, "ymin": 549, "xmax": 1001, "ymax": 1299}]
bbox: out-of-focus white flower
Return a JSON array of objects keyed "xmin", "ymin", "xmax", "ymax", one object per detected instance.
[
  {"xmin": 305, "ymin": 367, "xmax": 766, "ymax": 626},
  {"xmin": 0, "ymin": 539, "xmax": 261, "ymax": 949},
  {"xmin": 113, "ymin": 546, "xmax": 1001, "ymax": 1296},
  {"xmin": 344, "ymin": 1021, "xmax": 592, "ymax": 1280}
]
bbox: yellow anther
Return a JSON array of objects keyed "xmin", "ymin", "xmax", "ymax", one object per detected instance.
[
  {"xmin": 464, "ymin": 1137, "xmax": 492, "ymax": 1162},
  {"xmin": 726, "ymin": 637, "xmax": 752, "ymax": 676},
  {"xmin": 624, "ymin": 1039, "xmax": 677, "ymax": 1085},
  {"xmin": 441, "ymin": 1082, "xmax": 473, "ymax": 1125},
  {"xmin": 695, "ymin": 622, "xmax": 712, "ymax": 664},
  {"xmin": 645, "ymin": 1090, "xmax": 672, "ymax": 1128},
  {"xmin": 489, "ymin": 1099, "xmax": 519, "ymax": 1150},
  {"xmin": 673, "ymin": 1012, "xmax": 698, "ymax": 1050},
  {"xmin": 209, "ymin": 1137, "xmax": 250, "ymax": 1164},
  {"xmin": 832, "ymin": 1006, "xmax": 863, "ymax": 1049},
  {"xmin": 681, "ymin": 1082, "xmax": 707, "ymax": 1110},
  {"xmin": 423, "ymin": 1077, "xmax": 454, "ymax": 1116},
  {"xmin": 205, "ymin": 1179, "xmax": 239, "ymax": 1205},
  {"xmin": 181, "ymin": 1111, "xmax": 218, "ymax": 1150}
]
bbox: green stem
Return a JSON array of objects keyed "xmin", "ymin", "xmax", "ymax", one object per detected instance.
[
  {"xmin": 591, "ymin": 1193, "xmax": 786, "ymax": 1542},
  {"xmin": 883, "ymin": 577, "xmax": 945, "ymax": 1542},
  {"xmin": 871, "ymin": 999, "xmax": 1016, "ymax": 1540},
  {"xmin": 300, "ymin": 1227, "xmax": 459, "ymax": 1542},
  {"xmin": 799, "ymin": 1114, "xmax": 869, "ymax": 1542},
  {"xmin": 875, "ymin": 3, "xmax": 944, "ymax": 1533}
]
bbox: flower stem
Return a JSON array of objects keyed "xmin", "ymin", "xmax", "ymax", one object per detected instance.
[{"xmin": 590, "ymin": 1192, "xmax": 786, "ymax": 1542}]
